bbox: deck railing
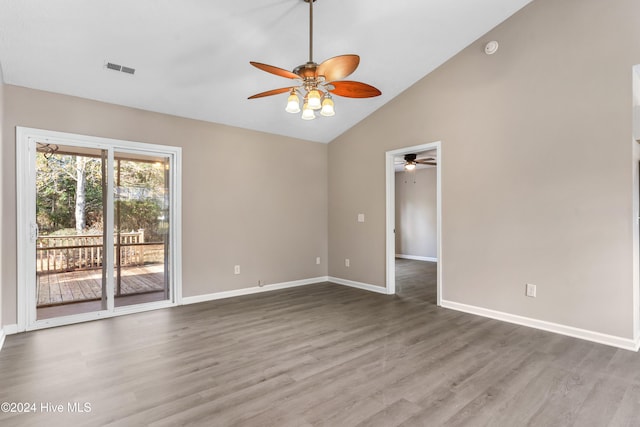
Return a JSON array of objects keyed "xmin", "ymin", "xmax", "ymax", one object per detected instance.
[{"xmin": 36, "ymin": 230, "xmax": 164, "ymax": 273}]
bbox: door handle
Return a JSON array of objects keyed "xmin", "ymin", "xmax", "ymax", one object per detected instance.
[{"xmin": 30, "ymin": 223, "xmax": 39, "ymax": 242}]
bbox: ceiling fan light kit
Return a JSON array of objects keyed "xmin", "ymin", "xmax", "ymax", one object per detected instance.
[
  {"xmin": 320, "ymin": 95, "xmax": 335, "ymax": 116},
  {"xmin": 307, "ymin": 89, "xmax": 322, "ymax": 110},
  {"xmin": 285, "ymin": 90, "xmax": 301, "ymax": 113},
  {"xmin": 248, "ymin": 0, "xmax": 381, "ymax": 121},
  {"xmin": 301, "ymin": 102, "xmax": 316, "ymax": 120}
]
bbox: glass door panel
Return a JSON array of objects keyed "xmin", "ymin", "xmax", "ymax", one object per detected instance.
[
  {"xmin": 35, "ymin": 144, "xmax": 108, "ymax": 320},
  {"xmin": 113, "ymin": 152, "xmax": 170, "ymax": 308}
]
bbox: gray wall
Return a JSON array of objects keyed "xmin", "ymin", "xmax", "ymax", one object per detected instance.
[
  {"xmin": 2, "ymin": 85, "xmax": 328, "ymax": 326},
  {"xmin": 328, "ymin": 0, "xmax": 640, "ymax": 339},
  {"xmin": 395, "ymin": 168, "xmax": 437, "ymax": 259}
]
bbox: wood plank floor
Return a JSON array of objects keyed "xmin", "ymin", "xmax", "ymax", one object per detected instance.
[
  {"xmin": 37, "ymin": 264, "xmax": 165, "ymax": 306},
  {"xmin": 1, "ymin": 260, "xmax": 640, "ymax": 426}
]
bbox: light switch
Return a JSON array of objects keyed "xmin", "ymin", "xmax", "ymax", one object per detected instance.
[
  {"xmin": 357, "ymin": 214, "xmax": 365, "ymax": 222},
  {"xmin": 526, "ymin": 283, "xmax": 536, "ymax": 298}
]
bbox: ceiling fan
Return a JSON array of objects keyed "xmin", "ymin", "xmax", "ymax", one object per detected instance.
[
  {"xmin": 398, "ymin": 153, "xmax": 437, "ymax": 171},
  {"xmin": 248, "ymin": 0, "xmax": 382, "ymax": 120}
]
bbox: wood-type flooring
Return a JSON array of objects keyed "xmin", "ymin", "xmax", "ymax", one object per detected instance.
[
  {"xmin": 37, "ymin": 264, "xmax": 165, "ymax": 306},
  {"xmin": 1, "ymin": 259, "xmax": 639, "ymax": 426}
]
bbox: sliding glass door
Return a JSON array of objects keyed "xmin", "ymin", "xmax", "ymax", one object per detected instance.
[
  {"xmin": 18, "ymin": 127, "xmax": 181, "ymax": 330},
  {"xmin": 35, "ymin": 144, "xmax": 108, "ymax": 319},
  {"xmin": 113, "ymin": 152, "xmax": 170, "ymax": 308}
]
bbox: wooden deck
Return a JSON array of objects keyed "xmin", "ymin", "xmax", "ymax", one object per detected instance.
[{"xmin": 37, "ymin": 264, "xmax": 165, "ymax": 307}]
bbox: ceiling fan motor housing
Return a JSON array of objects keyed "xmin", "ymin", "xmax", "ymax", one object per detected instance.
[{"xmin": 293, "ymin": 62, "xmax": 319, "ymax": 79}]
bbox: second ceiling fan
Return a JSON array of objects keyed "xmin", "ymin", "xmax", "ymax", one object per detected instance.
[
  {"xmin": 248, "ymin": 0, "xmax": 381, "ymax": 120},
  {"xmin": 400, "ymin": 153, "xmax": 437, "ymax": 170}
]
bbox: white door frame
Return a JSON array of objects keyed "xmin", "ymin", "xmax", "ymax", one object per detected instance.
[
  {"xmin": 16, "ymin": 127, "xmax": 183, "ymax": 332},
  {"xmin": 385, "ymin": 141, "xmax": 442, "ymax": 304},
  {"xmin": 633, "ymin": 65, "xmax": 640, "ymax": 347}
]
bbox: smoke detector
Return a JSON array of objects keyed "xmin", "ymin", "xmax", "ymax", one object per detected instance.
[{"xmin": 484, "ymin": 41, "xmax": 499, "ymax": 55}]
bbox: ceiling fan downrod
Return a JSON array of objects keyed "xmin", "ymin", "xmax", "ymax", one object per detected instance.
[{"xmin": 305, "ymin": 0, "xmax": 315, "ymax": 64}]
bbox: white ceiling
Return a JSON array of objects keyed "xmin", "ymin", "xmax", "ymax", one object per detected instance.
[{"xmin": 0, "ymin": 0, "xmax": 533, "ymax": 143}]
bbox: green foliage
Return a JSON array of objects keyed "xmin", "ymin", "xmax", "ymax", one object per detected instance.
[
  {"xmin": 36, "ymin": 153, "xmax": 103, "ymax": 233},
  {"xmin": 37, "ymin": 152, "xmax": 168, "ymax": 243},
  {"xmin": 117, "ymin": 199, "xmax": 165, "ymax": 242}
]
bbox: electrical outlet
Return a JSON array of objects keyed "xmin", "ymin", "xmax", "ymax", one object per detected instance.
[
  {"xmin": 234, "ymin": 265, "xmax": 240, "ymax": 275},
  {"xmin": 526, "ymin": 283, "xmax": 536, "ymax": 298},
  {"xmin": 345, "ymin": 258, "xmax": 350, "ymax": 267},
  {"xmin": 316, "ymin": 257, "xmax": 321, "ymax": 265}
]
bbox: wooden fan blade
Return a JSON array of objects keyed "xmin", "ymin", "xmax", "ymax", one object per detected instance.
[
  {"xmin": 416, "ymin": 158, "xmax": 436, "ymax": 164},
  {"xmin": 250, "ymin": 62, "xmax": 300, "ymax": 80},
  {"xmin": 248, "ymin": 87, "xmax": 293, "ymax": 99},
  {"xmin": 329, "ymin": 81, "xmax": 382, "ymax": 98},
  {"xmin": 317, "ymin": 54, "xmax": 360, "ymax": 82}
]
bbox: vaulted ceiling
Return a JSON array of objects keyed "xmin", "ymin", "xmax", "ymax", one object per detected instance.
[{"xmin": 0, "ymin": 0, "xmax": 533, "ymax": 143}]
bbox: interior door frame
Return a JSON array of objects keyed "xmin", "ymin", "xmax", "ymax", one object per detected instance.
[
  {"xmin": 385, "ymin": 141, "xmax": 442, "ymax": 304},
  {"xmin": 16, "ymin": 127, "xmax": 182, "ymax": 332}
]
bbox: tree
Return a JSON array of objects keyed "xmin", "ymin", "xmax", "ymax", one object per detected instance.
[
  {"xmin": 75, "ymin": 157, "xmax": 87, "ymax": 233},
  {"xmin": 36, "ymin": 152, "xmax": 103, "ymax": 234}
]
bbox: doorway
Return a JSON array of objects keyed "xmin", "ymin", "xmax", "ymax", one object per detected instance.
[
  {"xmin": 385, "ymin": 142, "xmax": 442, "ymax": 305},
  {"xmin": 17, "ymin": 127, "xmax": 182, "ymax": 331}
]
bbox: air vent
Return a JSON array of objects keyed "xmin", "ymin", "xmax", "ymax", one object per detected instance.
[
  {"xmin": 105, "ymin": 61, "xmax": 135, "ymax": 75},
  {"xmin": 106, "ymin": 62, "xmax": 121, "ymax": 71}
]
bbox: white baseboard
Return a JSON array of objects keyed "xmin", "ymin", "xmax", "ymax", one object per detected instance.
[
  {"xmin": 441, "ymin": 299, "xmax": 639, "ymax": 352},
  {"xmin": 0, "ymin": 324, "xmax": 18, "ymax": 352},
  {"xmin": 4, "ymin": 324, "xmax": 18, "ymax": 335},
  {"xmin": 182, "ymin": 277, "xmax": 329, "ymax": 305},
  {"xmin": 178, "ymin": 275, "xmax": 391, "ymax": 306},
  {"xmin": 328, "ymin": 277, "xmax": 390, "ymax": 295},
  {"xmin": 396, "ymin": 254, "xmax": 438, "ymax": 262}
]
